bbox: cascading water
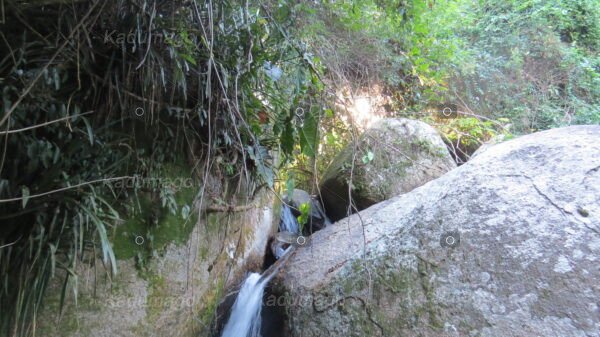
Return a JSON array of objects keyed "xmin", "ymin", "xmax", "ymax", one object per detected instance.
[
  {"xmin": 270, "ymin": 205, "xmax": 301, "ymax": 259},
  {"xmin": 220, "ymin": 201, "xmax": 310, "ymax": 337},
  {"xmin": 220, "ymin": 247, "xmax": 294, "ymax": 337},
  {"xmin": 220, "ymin": 273, "xmax": 269, "ymax": 337},
  {"xmin": 279, "ymin": 205, "xmax": 299, "ymax": 233},
  {"xmin": 220, "ymin": 193, "xmax": 329, "ymax": 337}
]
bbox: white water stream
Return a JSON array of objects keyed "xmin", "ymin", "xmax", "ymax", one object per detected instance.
[
  {"xmin": 220, "ymin": 204, "xmax": 301, "ymax": 337},
  {"xmin": 220, "ymin": 246, "xmax": 293, "ymax": 337},
  {"xmin": 220, "ymin": 273, "xmax": 270, "ymax": 337},
  {"xmin": 279, "ymin": 204, "xmax": 299, "ymax": 234}
]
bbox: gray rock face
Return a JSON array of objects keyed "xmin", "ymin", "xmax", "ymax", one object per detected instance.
[
  {"xmin": 284, "ymin": 189, "xmax": 312, "ymax": 209},
  {"xmin": 279, "ymin": 126, "xmax": 600, "ymax": 337},
  {"xmin": 320, "ymin": 118, "xmax": 456, "ymax": 221},
  {"xmin": 37, "ymin": 189, "xmax": 277, "ymax": 337}
]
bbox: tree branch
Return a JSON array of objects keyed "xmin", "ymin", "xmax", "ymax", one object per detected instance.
[
  {"xmin": 0, "ymin": 111, "xmax": 94, "ymax": 135},
  {"xmin": 204, "ymin": 203, "xmax": 257, "ymax": 213},
  {"xmin": 0, "ymin": 176, "xmax": 132, "ymax": 204}
]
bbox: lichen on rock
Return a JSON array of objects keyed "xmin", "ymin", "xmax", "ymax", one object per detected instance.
[
  {"xmin": 320, "ymin": 118, "xmax": 456, "ymax": 221},
  {"xmin": 280, "ymin": 125, "xmax": 600, "ymax": 337}
]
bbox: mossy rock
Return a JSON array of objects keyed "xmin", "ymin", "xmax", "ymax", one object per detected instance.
[
  {"xmin": 320, "ymin": 118, "xmax": 455, "ymax": 221},
  {"xmin": 36, "ymin": 181, "xmax": 278, "ymax": 337}
]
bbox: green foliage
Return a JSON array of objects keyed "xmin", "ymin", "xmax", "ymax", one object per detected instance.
[
  {"xmin": 295, "ymin": 0, "xmax": 459, "ymax": 107},
  {"xmin": 439, "ymin": 0, "xmax": 600, "ymax": 132},
  {"xmin": 296, "ymin": 202, "xmax": 311, "ymax": 233},
  {"xmin": 362, "ymin": 150, "xmax": 375, "ymax": 164},
  {"xmin": 0, "ymin": 0, "xmax": 320, "ymax": 336},
  {"xmin": 442, "ymin": 117, "xmax": 497, "ymax": 148},
  {"xmin": 435, "ymin": 116, "xmax": 509, "ymax": 163}
]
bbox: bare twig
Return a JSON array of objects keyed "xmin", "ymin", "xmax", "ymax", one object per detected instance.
[
  {"xmin": 0, "ymin": 111, "xmax": 94, "ymax": 135},
  {"xmin": 0, "ymin": 176, "xmax": 132, "ymax": 204},
  {"xmin": 0, "ymin": 237, "xmax": 22, "ymax": 249},
  {"xmin": 0, "ymin": 236, "xmax": 21, "ymax": 250}
]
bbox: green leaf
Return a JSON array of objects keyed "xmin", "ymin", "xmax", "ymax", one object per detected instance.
[
  {"xmin": 297, "ymin": 202, "xmax": 311, "ymax": 232},
  {"xmin": 247, "ymin": 145, "xmax": 274, "ymax": 187},
  {"xmin": 21, "ymin": 186, "xmax": 30, "ymax": 209},
  {"xmin": 181, "ymin": 204, "xmax": 191, "ymax": 219},
  {"xmin": 326, "ymin": 132, "xmax": 337, "ymax": 145},
  {"xmin": 49, "ymin": 243, "xmax": 57, "ymax": 278},
  {"xmin": 280, "ymin": 119, "xmax": 295, "ymax": 156},
  {"xmin": 79, "ymin": 204, "xmax": 117, "ymax": 275},
  {"xmin": 362, "ymin": 150, "xmax": 374, "ymax": 164},
  {"xmin": 82, "ymin": 117, "xmax": 94, "ymax": 145}
]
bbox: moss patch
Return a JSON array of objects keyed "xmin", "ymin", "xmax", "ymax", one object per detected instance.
[
  {"xmin": 111, "ymin": 162, "xmax": 198, "ymax": 261},
  {"xmin": 143, "ymin": 272, "xmax": 167, "ymax": 320}
]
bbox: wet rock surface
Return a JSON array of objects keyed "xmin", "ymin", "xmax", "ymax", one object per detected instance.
[{"xmin": 283, "ymin": 189, "xmax": 330, "ymax": 234}]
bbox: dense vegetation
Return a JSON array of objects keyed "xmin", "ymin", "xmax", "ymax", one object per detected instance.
[
  {"xmin": 0, "ymin": 1, "xmax": 321, "ymax": 335},
  {"xmin": 0, "ymin": 0, "xmax": 598, "ymax": 336},
  {"xmin": 294, "ymin": 0, "xmax": 599, "ymax": 164}
]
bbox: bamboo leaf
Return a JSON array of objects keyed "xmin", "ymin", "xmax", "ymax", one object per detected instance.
[
  {"xmin": 79, "ymin": 205, "xmax": 117, "ymax": 275},
  {"xmin": 82, "ymin": 117, "xmax": 94, "ymax": 145},
  {"xmin": 21, "ymin": 186, "xmax": 30, "ymax": 209}
]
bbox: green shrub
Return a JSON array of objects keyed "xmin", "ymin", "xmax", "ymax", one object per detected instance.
[
  {"xmin": 0, "ymin": 1, "xmax": 321, "ymax": 335},
  {"xmin": 440, "ymin": 0, "xmax": 600, "ymax": 132}
]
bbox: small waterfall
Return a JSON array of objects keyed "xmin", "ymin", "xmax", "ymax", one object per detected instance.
[
  {"xmin": 279, "ymin": 204, "xmax": 299, "ymax": 233},
  {"xmin": 220, "ymin": 273, "xmax": 269, "ymax": 337},
  {"xmin": 220, "ymin": 247, "xmax": 294, "ymax": 337}
]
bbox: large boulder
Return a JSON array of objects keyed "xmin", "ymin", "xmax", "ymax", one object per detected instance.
[
  {"xmin": 278, "ymin": 125, "xmax": 600, "ymax": 337},
  {"xmin": 37, "ymin": 187, "xmax": 277, "ymax": 337},
  {"xmin": 320, "ymin": 118, "xmax": 455, "ymax": 221}
]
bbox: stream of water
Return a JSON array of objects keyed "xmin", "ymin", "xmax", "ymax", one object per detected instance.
[
  {"xmin": 220, "ymin": 204, "xmax": 301, "ymax": 337},
  {"xmin": 220, "ymin": 245, "xmax": 294, "ymax": 337},
  {"xmin": 220, "ymin": 272, "xmax": 270, "ymax": 337},
  {"xmin": 279, "ymin": 204, "xmax": 299, "ymax": 233}
]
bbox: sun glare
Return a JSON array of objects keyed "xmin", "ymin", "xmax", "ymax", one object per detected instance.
[
  {"xmin": 336, "ymin": 86, "xmax": 389, "ymax": 130},
  {"xmin": 351, "ymin": 97, "xmax": 379, "ymax": 128}
]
